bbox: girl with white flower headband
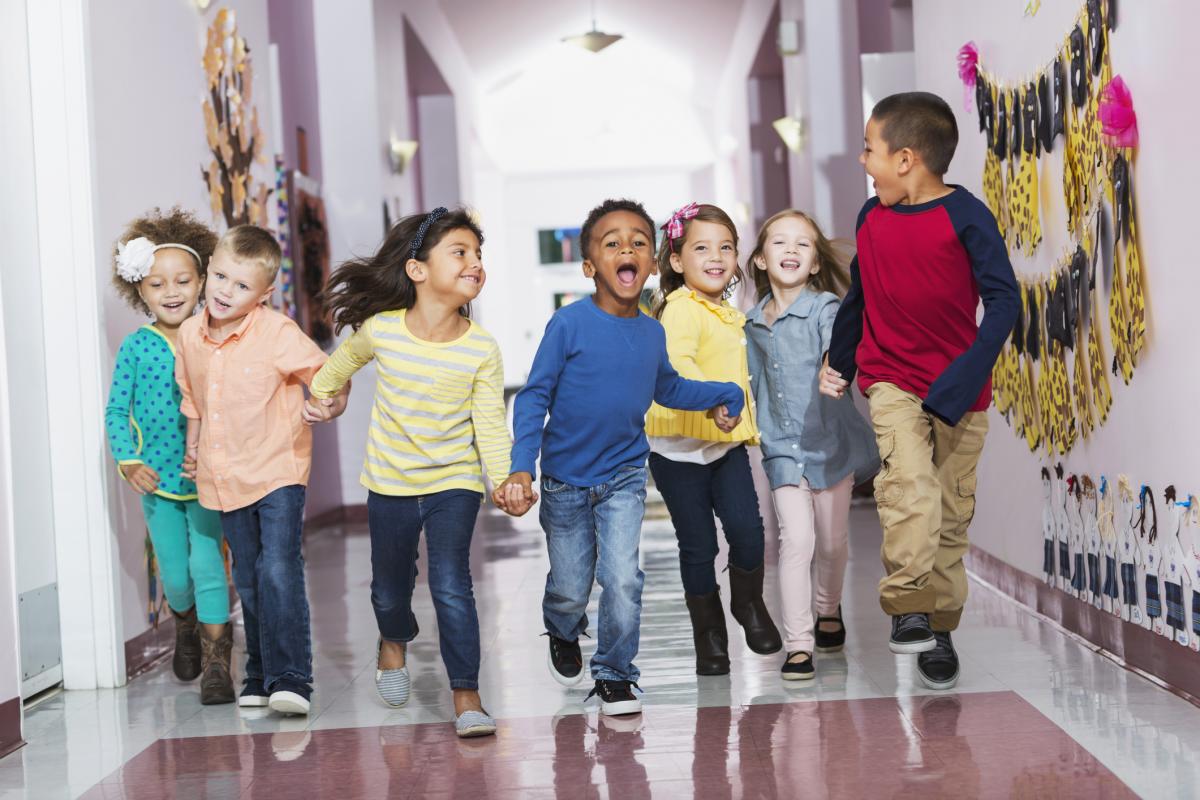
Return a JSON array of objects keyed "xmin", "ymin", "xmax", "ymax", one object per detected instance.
[{"xmin": 104, "ymin": 207, "xmax": 234, "ymax": 705}]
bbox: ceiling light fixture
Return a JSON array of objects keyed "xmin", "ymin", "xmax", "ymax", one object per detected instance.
[{"xmin": 563, "ymin": 0, "xmax": 623, "ymax": 53}]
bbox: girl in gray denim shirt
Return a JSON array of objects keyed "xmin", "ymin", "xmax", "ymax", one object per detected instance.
[{"xmin": 744, "ymin": 210, "xmax": 880, "ymax": 680}]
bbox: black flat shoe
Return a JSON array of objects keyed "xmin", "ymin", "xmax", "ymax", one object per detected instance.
[
  {"xmin": 781, "ymin": 651, "xmax": 815, "ymax": 681},
  {"xmin": 815, "ymin": 605, "xmax": 846, "ymax": 653}
]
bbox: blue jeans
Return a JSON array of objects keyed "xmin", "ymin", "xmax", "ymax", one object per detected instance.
[
  {"xmin": 220, "ymin": 485, "xmax": 311, "ymax": 694},
  {"xmin": 367, "ymin": 489, "xmax": 483, "ymax": 690},
  {"xmin": 540, "ymin": 465, "xmax": 647, "ymax": 683},
  {"xmin": 648, "ymin": 445, "xmax": 766, "ymax": 596}
]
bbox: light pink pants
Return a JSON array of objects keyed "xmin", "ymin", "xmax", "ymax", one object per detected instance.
[{"xmin": 772, "ymin": 474, "xmax": 854, "ymax": 652}]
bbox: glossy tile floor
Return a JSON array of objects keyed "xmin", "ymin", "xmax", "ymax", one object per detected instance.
[{"xmin": 3, "ymin": 492, "xmax": 1200, "ymax": 798}]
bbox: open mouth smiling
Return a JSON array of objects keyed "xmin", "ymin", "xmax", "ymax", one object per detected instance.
[{"xmin": 615, "ymin": 262, "xmax": 639, "ymax": 287}]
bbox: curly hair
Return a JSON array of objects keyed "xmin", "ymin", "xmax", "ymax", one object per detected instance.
[
  {"xmin": 579, "ymin": 198, "xmax": 656, "ymax": 264},
  {"xmin": 321, "ymin": 207, "xmax": 483, "ymax": 334},
  {"xmin": 746, "ymin": 209, "xmax": 851, "ymax": 302},
  {"xmin": 112, "ymin": 207, "xmax": 217, "ymax": 316},
  {"xmin": 653, "ymin": 203, "xmax": 741, "ymax": 318}
]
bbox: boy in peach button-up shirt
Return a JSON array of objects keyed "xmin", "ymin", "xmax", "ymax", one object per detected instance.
[{"xmin": 176, "ymin": 226, "xmax": 349, "ymax": 716}]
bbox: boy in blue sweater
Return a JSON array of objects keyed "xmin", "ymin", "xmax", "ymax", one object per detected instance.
[{"xmin": 495, "ymin": 199, "xmax": 744, "ymax": 716}]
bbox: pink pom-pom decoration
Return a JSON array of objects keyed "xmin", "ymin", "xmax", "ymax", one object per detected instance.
[
  {"xmin": 1099, "ymin": 75, "xmax": 1138, "ymax": 149},
  {"xmin": 957, "ymin": 41, "xmax": 979, "ymax": 112}
]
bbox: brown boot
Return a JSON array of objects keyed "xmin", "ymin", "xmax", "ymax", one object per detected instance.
[
  {"xmin": 685, "ymin": 590, "xmax": 730, "ymax": 675},
  {"xmin": 171, "ymin": 607, "xmax": 202, "ymax": 681},
  {"xmin": 728, "ymin": 563, "xmax": 783, "ymax": 654},
  {"xmin": 199, "ymin": 624, "xmax": 236, "ymax": 705}
]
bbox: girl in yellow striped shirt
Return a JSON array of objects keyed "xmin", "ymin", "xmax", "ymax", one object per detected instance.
[
  {"xmin": 309, "ymin": 207, "xmax": 524, "ymax": 738},
  {"xmin": 646, "ymin": 203, "xmax": 781, "ymax": 677}
]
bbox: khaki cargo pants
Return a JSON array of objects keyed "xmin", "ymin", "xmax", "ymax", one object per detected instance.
[{"xmin": 866, "ymin": 382, "xmax": 988, "ymax": 632}]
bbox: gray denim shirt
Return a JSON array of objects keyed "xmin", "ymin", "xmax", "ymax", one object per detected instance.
[{"xmin": 745, "ymin": 289, "xmax": 880, "ymax": 491}]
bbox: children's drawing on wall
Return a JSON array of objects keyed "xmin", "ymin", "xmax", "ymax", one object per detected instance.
[
  {"xmin": 1082, "ymin": 475, "xmax": 1102, "ymax": 608},
  {"xmin": 1117, "ymin": 475, "xmax": 1143, "ymax": 625},
  {"xmin": 1042, "ymin": 467, "xmax": 1056, "ymax": 585},
  {"xmin": 1098, "ymin": 476, "xmax": 1120, "ymax": 615},
  {"xmin": 1163, "ymin": 487, "xmax": 1190, "ymax": 647},
  {"xmin": 1182, "ymin": 499, "xmax": 1200, "ymax": 653},
  {"xmin": 1055, "ymin": 465, "xmax": 1072, "ymax": 592},
  {"xmin": 1137, "ymin": 485, "xmax": 1162, "ymax": 635},
  {"xmin": 1067, "ymin": 475, "xmax": 1086, "ymax": 599}
]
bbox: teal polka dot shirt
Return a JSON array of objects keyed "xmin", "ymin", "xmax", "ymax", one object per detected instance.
[{"xmin": 104, "ymin": 325, "xmax": 197, "ymax": 500}]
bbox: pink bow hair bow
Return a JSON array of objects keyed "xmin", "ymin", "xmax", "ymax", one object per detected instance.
[
  {"xmin": 662, "ymin": 202, "xmax": 701, "ymax": 243},
  {"xmin": 957, "ymin": 41, "xmax": 979, "ymax": 112}
]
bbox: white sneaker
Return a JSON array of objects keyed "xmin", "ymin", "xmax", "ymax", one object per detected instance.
[{"xmin": 268, "ymin": 690, "xmax": 311, "ymax": 716}]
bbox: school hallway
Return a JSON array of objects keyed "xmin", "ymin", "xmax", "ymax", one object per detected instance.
[{"xmin": 0, "ymin": 486, "xmax": 1195, "ymax": 800}]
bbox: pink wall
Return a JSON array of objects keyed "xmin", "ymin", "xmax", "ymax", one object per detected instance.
[
  {"xmin": 268, "ymin": 0, "xmax": 323, "ymax": 181},
  {"xmin": 912, "ymin": 0, "xmax": 1200, "ymax": 574}
]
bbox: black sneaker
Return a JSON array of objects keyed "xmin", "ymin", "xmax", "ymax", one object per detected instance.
[
  {"xmin": 780, "ymin": 651, "xmax": 815, "ymax": 681},
  {"xmin": 815, "ymin": 605, "xmax": 846, "ymax": 653},
  {"xmin": 917, "ymin": 631, "xmax": 959, "ymax": 690},
  {"xmin": 545, "ymin": 633, "xmax": 584, "ymax": 687},
  {"xmin": 889, "ymin": 613, "xmax": 936, "ymax": 654},
  {"xmin": 586, "ymin": 679, "xmax": 642, "ymax": 716},
  {"xmin": 238, "ymin": 679, "xmax": 269, "ymax": 708}
]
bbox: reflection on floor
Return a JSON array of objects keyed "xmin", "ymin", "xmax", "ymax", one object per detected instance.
[{"xmin": 3, "ymin": 495, "xmax": 1200, "ymax": 798}]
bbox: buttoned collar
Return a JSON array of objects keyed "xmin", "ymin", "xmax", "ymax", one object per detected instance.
[
  {"xmin": 666, "ymin": 286, "xmax": 744, "ymax": 326},
  {"xmin": 745, "ymin": 288, "xmax": 823, "ymax": 327},
  {"xmin": 200, "ymin": 303, "xmax": 261, "ymax": 346}
]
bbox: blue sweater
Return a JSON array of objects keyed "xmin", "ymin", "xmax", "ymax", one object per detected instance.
[{"xmin": 511, "ymin": 298, "xmax": 745, "ymax": 486}]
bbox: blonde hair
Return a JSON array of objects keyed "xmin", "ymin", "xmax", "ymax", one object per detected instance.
[
  {"xmin": 746, "ymin": 209, "xmax": 852, "ymax": 301},
  {"xmin": 214, "ymin": 224, "xmax": 282, "ymax": 281}
]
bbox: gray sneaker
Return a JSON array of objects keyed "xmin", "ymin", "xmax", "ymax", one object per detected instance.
[{"xmin": 455, "ymin": 709, "xmax": 497, "ymax": 738}]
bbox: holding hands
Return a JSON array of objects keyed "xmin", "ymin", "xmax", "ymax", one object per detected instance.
[
  {"xmin": 492, "ymin": 471, "xmax": 538, "ymax": 517},
  {"xmin": 708, "ymin": 404, "xmax": 740, "ymax": 433},
  {"xmin": 302, "ymin": 381, "xmax": 352, "ymax": 425},
  {"xmin": 181, "ymin": 446, "xmax": 198, "ymax": 481},
  {"xmin": 819, "ymin": 356, "xmax": 849, "ymax": 399},
  {"xmin": 120, "ymin": 463, "xmax": 160, "ymax": 495}
]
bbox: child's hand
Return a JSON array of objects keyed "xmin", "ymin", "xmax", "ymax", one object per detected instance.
[
  {"xmin": 708, "ymin": 405, "xmax": 740, "ymax": 433},
  {"xmin": 303, "ymin": 381, "xmax": 353, "ymax": 425},
  {"xmin": 120, "ymin": 463, "xmax": 160, "ymax": 495},
  {"xmin": 181, "ymin": 447, "xmax": 198, "ymax": 480},
  {"xmin": 492, "ymin": 472, "xmax": 538, "ymax": 517},
  {"xmin": 819, "ymin": 357, "xmax": 849, "ymax": 398}
]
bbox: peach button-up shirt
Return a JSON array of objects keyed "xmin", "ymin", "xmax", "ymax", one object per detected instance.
[{"xmin": 175, "ymin": 305, "xmax": 327, "ymax": 511}]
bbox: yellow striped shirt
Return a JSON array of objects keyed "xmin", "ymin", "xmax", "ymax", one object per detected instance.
[{"xmin": 310, "ymin": 310, "xmax": 511, "ymax": 496}]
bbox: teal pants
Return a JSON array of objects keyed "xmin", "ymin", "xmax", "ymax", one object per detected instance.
[{"xmin": 141, "ymin": 495, "xmax": 229, "ymax": 624}]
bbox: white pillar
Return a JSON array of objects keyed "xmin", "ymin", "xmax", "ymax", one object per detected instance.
[{"xmin": 26, "ymin": 0, "xmax": 125, "ymax": 689}]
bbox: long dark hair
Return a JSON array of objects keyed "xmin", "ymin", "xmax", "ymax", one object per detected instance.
[
  {"xmin": 653, "ymin": 203, "xmax": 742, "ymax": 318},
  {"xmin": 746, "ymin": 209, "xmax": 851, "ymax": 302},
  {"xmin": 321, "ymin": 208, "xmax": 483, "ymax": 334}
]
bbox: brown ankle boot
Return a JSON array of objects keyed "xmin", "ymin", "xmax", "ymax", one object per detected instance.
[
  {"xmin": 728, "ymin": 563, "xmax": 783, "ymax": 655},
  {"xmin": 685, "ymin": 590, "xmax": 730, "ymax": 675},
  {"xmin": 200, "ymin": 624, "xmax": 235, "ymax": 705},
  {"xmin": 171, "ymin": 607, "xmax": 202, "ymax": 681}
]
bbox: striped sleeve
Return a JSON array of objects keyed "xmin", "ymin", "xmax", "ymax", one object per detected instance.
[
  {"xmin": 470, "ymin": 341, "xmax": 512, "ymax": 486},
  {"xmin": 311, "ymin": 318, "xmax": 375, "ymax": 398}
]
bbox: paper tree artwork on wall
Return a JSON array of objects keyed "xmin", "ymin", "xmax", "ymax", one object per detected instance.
[{"xmin": 200, "ymin": 8, "xmax": 270, "ymax": 228}]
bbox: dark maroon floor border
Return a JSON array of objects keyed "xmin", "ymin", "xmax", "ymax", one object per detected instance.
[
  {"xmin": 0, "ymin": 696, "xmax": 23, "ymax": 759},
  {"xmin": 966, "ymin": 544, "xmax": 1200, "ymax": 705},
  {"xmin": 124, "ymin": 617, "xmax": 176, "ymax": 682}
]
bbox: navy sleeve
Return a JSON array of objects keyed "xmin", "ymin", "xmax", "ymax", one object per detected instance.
[
  {"xmin": 924, "ymin": 196, "xmax": 1021, "ymax": 425},
  {"xmin": 826, "ymin": 199, "xmax": 876, "ymax": 380},
  {"xmin": 652, "ymin": 332, "xmax": 745, "ymax": 417},
  {"xmin": 510, "ymin": 313, "xmax": 568, "ymax": 477}
]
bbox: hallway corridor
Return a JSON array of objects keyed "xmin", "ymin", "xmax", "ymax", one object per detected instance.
[{"xmin": 2, "ymin": 491, "xmax": 1198, "ymax": 798}]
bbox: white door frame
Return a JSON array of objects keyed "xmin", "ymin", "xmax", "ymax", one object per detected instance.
[{"xmin": 25, "ymin": 0, "xmax": 126, "ymax": 689}]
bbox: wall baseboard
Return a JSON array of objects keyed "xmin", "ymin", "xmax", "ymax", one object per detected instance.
[
  {"xmin": 966, "ymin": 545, "xmax": 1200, "ymax": 705},
  {"xmin": 124, "ymin": 617, "xmax": 175, "ymax": 682},
  {"xmin": 0, "ymin": 696, "xmax": 24, "ymax": 759}
]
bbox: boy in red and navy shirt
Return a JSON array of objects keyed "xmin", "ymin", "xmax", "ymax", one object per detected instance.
[{"xmin": 821, "ymin": 92, "xmax": 1019, "ymax": 690}]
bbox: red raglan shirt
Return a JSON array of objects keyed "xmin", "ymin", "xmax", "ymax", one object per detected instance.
[{"xmin": 827, "ymin": 187, "xmax": 1019, "ymax": 426}]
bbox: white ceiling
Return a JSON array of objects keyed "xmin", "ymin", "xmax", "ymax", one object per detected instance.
[{"xmin": 437, "ymin": 0, "xmax": 750, "ymax": 93}]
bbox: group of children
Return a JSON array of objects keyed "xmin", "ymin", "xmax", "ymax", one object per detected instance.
[{"xmin": 104, "ymin": 91, "xmax": 1019, "ymax": 733}]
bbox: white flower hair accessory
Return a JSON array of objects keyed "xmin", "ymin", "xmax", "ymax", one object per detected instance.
[{"xmin": 116, "ymin": 237, "xmax": 203, "ymax": 283}]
